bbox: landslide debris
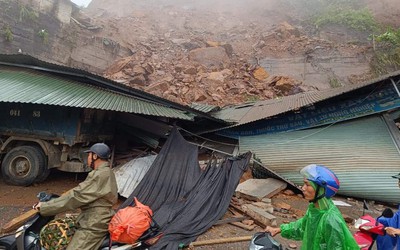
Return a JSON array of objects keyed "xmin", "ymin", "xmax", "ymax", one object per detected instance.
[{"xmin": 82, "ymin": 0, "xmax": 397, "ymax": 106}]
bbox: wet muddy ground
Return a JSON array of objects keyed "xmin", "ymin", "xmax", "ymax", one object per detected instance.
[{"xmin": 0, "ymin": 170, "xmax": 393, "ymax": 249}]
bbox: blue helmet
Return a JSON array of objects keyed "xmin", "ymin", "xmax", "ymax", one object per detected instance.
[{"xmin": 300, "ymin": 164, "xmax": 340, "ymax": 198}]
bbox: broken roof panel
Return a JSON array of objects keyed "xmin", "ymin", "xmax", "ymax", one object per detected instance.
[
  {"xmin": 0, "ymin": 66, "xmax": 193, "ymax": 120},
  {"xmin": 190, "ymin": 102, "xmax": 220, "ymax": 113},
  {"xmin": 212, "ymin": 70, "xmax": 400, "ymax": 127}
]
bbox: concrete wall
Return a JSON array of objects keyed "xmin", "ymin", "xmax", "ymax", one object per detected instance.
[
  {"xmin": 21, "ymin": 0, "xmax": 72, "ymax": 24},
  {"xmin": 57, "ymin": 0, "xmax": 73, "ymax": 24}
]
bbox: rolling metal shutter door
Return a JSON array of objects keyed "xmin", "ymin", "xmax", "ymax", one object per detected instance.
[{"xmin": 239, "ymin": 115, "xmax": 400, "ymax": 203}]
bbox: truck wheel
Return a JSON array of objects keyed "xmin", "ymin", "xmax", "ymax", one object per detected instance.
[
  {"xmin": 1, "ymin": 146, "xmax": 43, "ymax": 186},
  {"xmin": 34, "ymin": 147, "xmax": 50, "ymax": 183}
]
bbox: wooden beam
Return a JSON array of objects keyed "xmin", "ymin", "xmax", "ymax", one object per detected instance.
[
  {"xmin": 229, "ymin": 203, "xmax": 267, "ymax": 228},
  {"xmin": 1, "ymin": 190, "xmax": 71, "ymax": 234},
  {"xmin": 214, "ymin": 216, "xmax": 247, "ymax": 225},
  {"xmin": 188, "ymin": 235, "xmax": 253, "ymax": 247},
  {"xmin": 229, "ymin": 221, "xmax": 256, "ymax": 231},
  {"xmin": 1, "ymin": 209, "xmax": 38, "ymax": 233}
]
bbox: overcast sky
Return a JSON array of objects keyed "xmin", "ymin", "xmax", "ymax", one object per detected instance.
[{"xmin": 71, "ymin": 0, "xmax": 92, "ymax": 7}]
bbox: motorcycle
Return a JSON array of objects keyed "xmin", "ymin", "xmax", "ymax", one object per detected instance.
[
  {"xmin": 249, "ymin": 232, "xmax": 285, "ymax": 250},
  {"xmin": 0, "ymin": 192, "xmax": 163, "ymax": 250},
  {"xmin": 353, "ymin": 207, "xmax": 394, "ymax": 250}
]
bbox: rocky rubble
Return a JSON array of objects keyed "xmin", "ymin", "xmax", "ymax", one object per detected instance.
[
  {"xmin": 85, "ymin": 0, "xmax": 384, "ymax": 107},
  {"xmin": 81, "ymin": 0, "xmax": 348, "ymax": 107},
  {"xmin": 102, "ymin": 32, "xmax": 311, "ymax": 106}
]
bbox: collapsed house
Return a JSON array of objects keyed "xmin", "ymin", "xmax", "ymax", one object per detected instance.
[
  {"xmin": 0, "ymin": 54, "xmax": 227, "ymax": 186},
  {"xmin": 210, "ymin": 70, "xmax": 400, "ymax": 203}
]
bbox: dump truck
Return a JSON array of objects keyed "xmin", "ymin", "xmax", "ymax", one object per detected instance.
[{"xmin": 0, "ymin": 103, "xmax": 115, "ymax": 186}]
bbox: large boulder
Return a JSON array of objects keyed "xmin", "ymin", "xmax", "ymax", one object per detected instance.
[{"xmin": 189, "ymin": 47, "xmax": 230, "ymax": 68}]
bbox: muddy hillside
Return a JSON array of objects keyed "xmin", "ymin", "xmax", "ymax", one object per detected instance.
[{"xmin": 1, "ymin": 0, "xmax": 400, "ymax": 106}]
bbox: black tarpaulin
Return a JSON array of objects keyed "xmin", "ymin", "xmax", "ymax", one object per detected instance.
[{"xmin": 120, "ymin": 127, "xmax": 251, "ymax": 249}]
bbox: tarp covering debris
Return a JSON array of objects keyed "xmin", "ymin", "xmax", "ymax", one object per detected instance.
[{"xmin": 120, "ymin": 127, "xmax": 251, "ymax": 249}]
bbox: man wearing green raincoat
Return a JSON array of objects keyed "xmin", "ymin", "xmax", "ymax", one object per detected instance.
[
  {"xmin": 35, "ymin": 143, "xmax": 118, "ymax": 250},
  {"xmin": 265, "ymin": 164, "xmax": 359, "ymax": 250}
]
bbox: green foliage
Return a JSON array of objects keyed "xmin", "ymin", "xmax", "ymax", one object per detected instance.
[
  {"xmin": 19, "ymin": 4, "xmax": 38, "ymax": 23},
  {"xmin": 370, "ymin": 48, "xmax": 400, "ymax": 76},
  {"xmin": 313, "ymin": 7, "xmax": 378, "ymax": 32},
  {"xmin": 3, "ymin": 25, "xmax": 13, "ymax": 42},
  {"xmin": 37, "ymin": 29, "xmax": 49, "ymax": 44},
  {"xmin": 375, "ymin": 28, "xmax": 400, "ymax": 45},
  {"xmin": 370, "ymin": 28, "xmax": 400, "ymax": 75},
  {"xmin": 328, "ymin": 77, "xmax": 342, "ymax": 88}
]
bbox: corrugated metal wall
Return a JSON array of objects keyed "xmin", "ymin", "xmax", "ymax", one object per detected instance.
[{"xmin": 239, "ymin": 115, "xmax": 400, "ymax": 203}]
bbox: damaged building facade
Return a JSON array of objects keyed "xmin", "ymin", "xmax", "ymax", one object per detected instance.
[{"xmin": 212, "ymin": 70, "xmax": 400, "ymax": 203}]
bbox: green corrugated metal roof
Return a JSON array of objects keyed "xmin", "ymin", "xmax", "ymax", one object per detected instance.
[
  {"xmin": 0, "ymin": 66, "xmax": 193, "ymax": 120},
  {"xmin": 0, "ymin": 54, "xmax": 227, "ymax": 125}
]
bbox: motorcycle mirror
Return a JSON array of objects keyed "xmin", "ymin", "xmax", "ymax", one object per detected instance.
[
  {"xmin": 37, "ymin": 192, "xmax": 60, "ymax": 202},
  {"xmin": 382, "ymin": 208, "xmax": 394, "ymax": 218},
  {"xmin": 37, "ymin": 191, "xmax": 47, "ymax": 200}
]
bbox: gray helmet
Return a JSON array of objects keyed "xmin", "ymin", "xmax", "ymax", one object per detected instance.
[{"xmin": 84, "ymin": 143, "xmax": 111, "ymax": 159}]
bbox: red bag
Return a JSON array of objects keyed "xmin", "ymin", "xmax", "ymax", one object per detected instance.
[{"xmin": 108, "ymin": 197, "xmax": 153, "ymax": 244}]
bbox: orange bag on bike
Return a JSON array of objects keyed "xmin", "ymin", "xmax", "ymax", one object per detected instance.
[{"xmin": 108, "ymin": 197, "xmax": 153, "ymax": 244}]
